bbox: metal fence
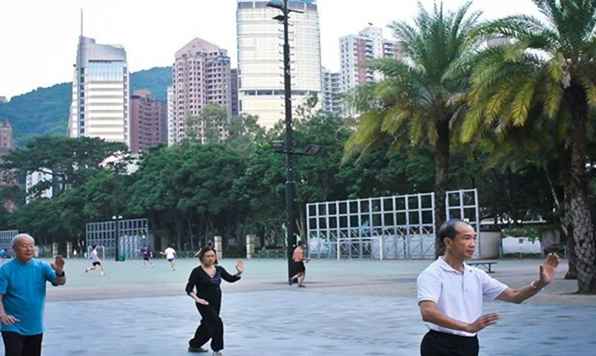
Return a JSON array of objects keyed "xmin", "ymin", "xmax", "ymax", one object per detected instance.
[
  {"xmin": 306, "ymin": 189, "xmax": 480, "ymax": 260},
  {"xmin": 86, "ymin": 219, "xmax": 152, "ymax": 259},
  {"xmin": 0, "ymin": 230, "xmax": 18, "ymax": 255}
]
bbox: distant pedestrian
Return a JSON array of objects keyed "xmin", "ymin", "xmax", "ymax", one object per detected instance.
[
  {"xmin": 161, "ymin": 246, "xmax": 176, "ymax": 271},
  {"xmin": 417, "ymin": 220, "xmax": 559, "ymax": 356},
  {"xmin": 85, "ymin": 245, "xmax": 104, "ymax": 276},
  {"xmin": 0, "ymin": 233, "xmax": 66, "ymax": 356},
  {"xmin": 290, "ymin": 241, "xmax": 308, "ymax": 287},
  {"xmin": 186, "ymin": 246, "xmax": 244, "ymax": 355},
  {"xmin": 141, "ymin": 246, "xmax": 153, "ymax": 266}
]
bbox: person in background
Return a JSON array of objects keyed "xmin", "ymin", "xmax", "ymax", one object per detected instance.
[
  {"xmin": 290, "ymin": 241, "xmax": 308, "ymax": 287},
  {"xmin": 84, "ymin": 245, "xmax": 104, "ymax": 276},
  {"xmin": 161, "ymin": 245, "xmax": 177, "ymax": 271},
  {"xmin": 141, "ymin": 245, "xmax": 153, "ymax": 266}
]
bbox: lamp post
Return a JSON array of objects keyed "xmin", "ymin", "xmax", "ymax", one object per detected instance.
[
  {"xmin": 112, "ymin": 215, "xmax": 123, "ymax": 261},
  {"xmin": 267, "ymin": 0, "xmax": 303, "ymax": 284}
]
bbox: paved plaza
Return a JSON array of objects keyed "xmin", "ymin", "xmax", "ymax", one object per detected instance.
[{"xmin": 3, "ymin": 258, "xmax": 596, "ymax": 355}]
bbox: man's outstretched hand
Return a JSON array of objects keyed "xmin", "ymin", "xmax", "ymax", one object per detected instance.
[
  {"xmin": 536, "ymin": 253, "xmax": 559, "ymax": 289},
  {"xmin": 465, "ymin": 313, "xmax": 499, "ymax": 333}
]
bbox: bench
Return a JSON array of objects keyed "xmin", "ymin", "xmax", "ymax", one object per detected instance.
[{"xmin": 468, "ymin": 260, "xmax": 497, "ymax": 273}]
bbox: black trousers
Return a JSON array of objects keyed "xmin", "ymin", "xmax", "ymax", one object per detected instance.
[
  {"xmin": 2, "ymin": 332, "xmax": 43, "ymax": 356},
  {"xmin": 189, "ymin": 303, "xmax": 224, "ymax": 352},
  {"xmin": 421, "ymin": 330, "xmax": 479, "ymax": 356}
]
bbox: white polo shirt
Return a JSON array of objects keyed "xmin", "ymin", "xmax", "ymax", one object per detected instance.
[{"xmin": 417, "ymin": 257, "xmax": 508, "ymax": 337}]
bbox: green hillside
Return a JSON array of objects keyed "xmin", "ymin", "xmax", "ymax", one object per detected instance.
[{"xmin": 0, "ymin": 66, "xmax": 171, "ymax": 146}]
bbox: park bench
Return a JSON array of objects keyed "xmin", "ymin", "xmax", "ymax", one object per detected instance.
[{"xmin": 468, "ymin": 260, "xmax": 497, "ymax": 273}]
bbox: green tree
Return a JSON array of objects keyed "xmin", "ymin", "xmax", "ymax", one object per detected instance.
[
  {"xmin": 463, "ymin": 0, "xmax": 596, "ymax": 293},
  {"xmin": 0, "ymin": 136, "xmax": 127, "ymax": 197},
  {"xmin": 345, "ymin": 1, "xmax": 481, "ymax": 256},
  {"xmin": 185, "ymin": 104, "xmax": 229, "ymax": 144}
]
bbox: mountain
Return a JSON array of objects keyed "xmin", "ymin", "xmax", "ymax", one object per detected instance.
[{"xmin": 0, "ymin": 66, "xmax": 172, "ymax": 146}]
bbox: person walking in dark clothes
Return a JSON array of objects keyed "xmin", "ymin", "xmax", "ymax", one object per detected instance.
[{"xmin": 185, "ymin": 246, "xmax": 244, "ymax": 355}]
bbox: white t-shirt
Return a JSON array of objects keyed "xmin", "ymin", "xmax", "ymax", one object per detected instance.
[
  {"xmin": 417, "ymin": 257, "xmax": 508, "ymax": 337},
  {"xmin": 164, "ymin": 248, "xmax": 176, "ymax": 260},
  {"xmin": 90, "ymin": 249, "xmax": 99, "ymax": 263}
]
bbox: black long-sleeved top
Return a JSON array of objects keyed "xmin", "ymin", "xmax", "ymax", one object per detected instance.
[{"xmin": 185, "ymin": 265, "xmax": 241, "ymax": 311}]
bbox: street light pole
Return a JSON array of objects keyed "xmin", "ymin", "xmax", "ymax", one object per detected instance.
[
  {"xmin": 268, "ymin": 0, "xmax": 299, "ymax": 284},
  {"xmin": 112, "ymin": 215, "xmax": 123, "ymax": 261},
  {"xmin": 281, "ymin": 0, "xmax": 297, "ymax": 285}
]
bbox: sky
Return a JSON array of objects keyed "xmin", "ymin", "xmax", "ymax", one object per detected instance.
[{"xmin": 0, "ymin": 0, "xmax": 540, "ymax": 100}]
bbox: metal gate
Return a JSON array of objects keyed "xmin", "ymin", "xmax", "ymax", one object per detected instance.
[
  {"xmin": 0, "ymin": 230, "xmax": 18, "ymax": 255},
  {"xmin": 86, "ymin": 218, "xmax": 151, "ymax": 259},
  {"xmin": 306, "ymin": 189, "xmax": 480, "ymax": 260}
]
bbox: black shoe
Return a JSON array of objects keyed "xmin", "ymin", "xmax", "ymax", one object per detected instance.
[{"xmin": 188, "ymin": 346, "xmax": 208, "ymax": 353}]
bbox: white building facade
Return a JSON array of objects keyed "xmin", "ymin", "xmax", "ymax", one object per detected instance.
[
  {"xmin": 68, "ymin": 35, "xmax": 130, "ymax": 146},
  {"xmin": 236, "ymin": 0, "xmax": 322, "ymax": 129},
  {"xmin": 25, "ymin": 170, "xmax": 53, "ymax": 204}
]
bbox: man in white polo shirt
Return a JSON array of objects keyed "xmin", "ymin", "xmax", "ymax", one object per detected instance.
[{"xmin": 417, "ymin": 219, "xmax": 559, "ymax": 356}]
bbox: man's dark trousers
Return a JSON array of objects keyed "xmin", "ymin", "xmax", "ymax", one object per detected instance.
[
  {"xmin": 421, "ymin": 330, "xmax": 479, "ymax": 356},
  {"xmin": 2, "ymin": 332, "xmax": 43, "ymax": 356}
]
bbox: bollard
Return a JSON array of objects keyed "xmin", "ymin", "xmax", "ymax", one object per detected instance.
[
  {"xmin": 246, "ymin": 234, "xmax": 256, "ymax": 259},
  {"xmin": 214, "ymin": 236, "xmax": 223, "ymax": 260}
]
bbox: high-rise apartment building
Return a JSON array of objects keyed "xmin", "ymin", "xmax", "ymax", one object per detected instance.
[
  {"xmin": 68, "ymin": 34, "xmax": 130, "ymax": 146},
  {"xmin": 340, "ymin": 26, "xmax": 401, "ymax": 94},
  {"xmin": 236, "ymin": 0, "xmax": 322, "ymax": 129},
  {"xmin": 169, "ymin": 38, "xmax": 232, "ymax": 144},
  {"xmin": 321, "ymin": 69, "xmax": 342, "ymax": 115},
  {"xmin": 0, "ymin": 120, "xmax": 14, "ymax": 152},
  {"xmin": 130, "ymin": 90, "xmax": 167, "ymax": 153},
  {"xmin": 167, "ymin": 86, "xmax": 175, "ymax": 145},
  {"xmin": 0, "ymin": 120, "xmax": 16, "ymax": 189}
]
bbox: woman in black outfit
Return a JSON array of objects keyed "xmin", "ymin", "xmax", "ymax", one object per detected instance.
[{"xmin": 186, "ymin": 246, "xmax": 244, "ymax": 355}]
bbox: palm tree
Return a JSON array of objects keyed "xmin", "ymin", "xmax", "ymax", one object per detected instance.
[
  {"xmin": 463, "ymin": 0, "xmax": 596, "ymax": 293},
  {"xmin": 345, "ymin": 1, "xmax": 482, "ymax": 256}
]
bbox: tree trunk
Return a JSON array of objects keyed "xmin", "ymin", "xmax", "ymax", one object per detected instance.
[
  {"xmin": 186, "ymin": 216, "xmax": 194, "ymax": 252},
  {"xmin": 434, "ymin": 118, "xmax": 450, "ymax": 258},
  {"xmin": 562, "ymin": 181, "xmax": 578, "ymax": 280},
  {"xmin": 566, "ymin": 85, "xmax": 596, "ymax": 293},
  {"xmin": 175, "ymin": 218, "xmax": 183, "ymax": 251},
  {"xmin": 565, "ymin": 224, "xmax": 578, "ymax": 279}
]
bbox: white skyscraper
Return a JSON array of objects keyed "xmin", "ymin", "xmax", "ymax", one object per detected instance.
[
  {"xmin": 69, "ymin": 30, "xmax": 130, "ymax": 146},
  {"xmin": 236, "ymin": 0, "xmax": 322, "ymax": 129}
]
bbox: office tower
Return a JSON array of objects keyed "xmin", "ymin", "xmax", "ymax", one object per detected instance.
[
  {"xmin": 68, "ymin": 31, "xmax": 130, "ymax": 146},
  {"xmin": 236, "ymin": 0, "xmax": 322, "ymax": 129}
]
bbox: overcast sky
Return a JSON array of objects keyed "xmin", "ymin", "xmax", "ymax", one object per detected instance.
[{"xmin": 0, "ymin": 0, "xmax": 540, "ymax": 99}]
